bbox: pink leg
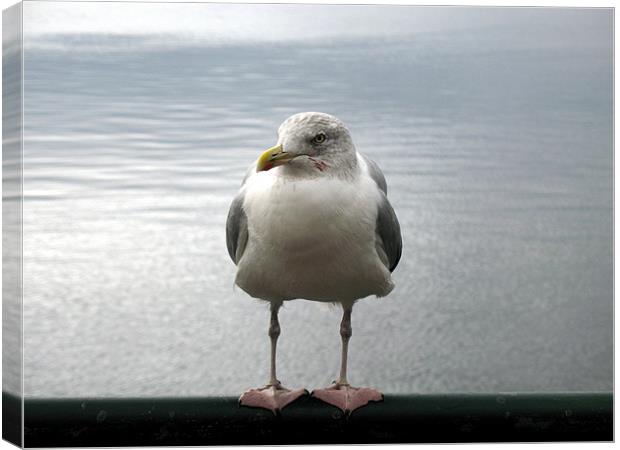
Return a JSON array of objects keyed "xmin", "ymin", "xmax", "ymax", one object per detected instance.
[
  {"xmin": 239, "ymin": 384, "xmax": 308, "ymax": 414},
  {"xmin": 239, "ymin": 302, "xmax": 307, "ymax": 414},
  {"xmin": 312, "ymin": 305, "xmax": 383, "ymax": 413}
]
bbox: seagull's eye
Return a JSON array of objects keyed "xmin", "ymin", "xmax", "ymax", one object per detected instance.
[{"xmin": 312, "ymin": 133, "xmax": 327, "ymax": 144}]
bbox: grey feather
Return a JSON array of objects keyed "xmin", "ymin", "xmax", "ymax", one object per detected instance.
[
  {"xmin": 226, "ymin": 189, "xmax": 249, "ymax": 264},
  {"xmin": 375, "ymin": 191, "xmax": 402, "ymax": 273},
  {"xmin": 361, "ymin": 153, "xmax": 387, "ymax": 194}
]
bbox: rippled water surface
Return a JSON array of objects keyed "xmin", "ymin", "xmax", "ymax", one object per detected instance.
[{"xmin": 20, "ymin": 15, "xmax": 612, "ymax": 397}]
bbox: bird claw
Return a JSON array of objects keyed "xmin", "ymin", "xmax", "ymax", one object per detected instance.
[
  {"xmin": 312, "ymin": 383, "xmax": 383, "ymax": 414},
  {"xmin": 239, "ymin": 383, "xmax": 308, "ymax": 414}
]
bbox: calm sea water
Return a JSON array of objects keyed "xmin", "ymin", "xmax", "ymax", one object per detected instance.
[{"xmin": 20, "ymin": 27, "xmax": 612, "ymax": 397}]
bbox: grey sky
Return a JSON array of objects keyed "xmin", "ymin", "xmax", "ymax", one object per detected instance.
[{"xmin": 23, "ymin": 2, "xmax": 612, "ymax": 49}]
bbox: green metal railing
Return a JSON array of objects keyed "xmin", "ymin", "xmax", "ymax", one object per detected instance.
[{"xmin": 3, "ymin": 392, "xmax": 613, "ymax": 446}]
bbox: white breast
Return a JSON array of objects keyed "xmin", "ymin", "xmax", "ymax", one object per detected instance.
[{"xmin": 235, "ymin": 167, "xmax": 394, "ymax": 303}]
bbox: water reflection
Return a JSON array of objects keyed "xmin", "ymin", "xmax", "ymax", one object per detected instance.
[{"xmin": 21, "ymin": 28, "xmax": 612, "ymax": 396}]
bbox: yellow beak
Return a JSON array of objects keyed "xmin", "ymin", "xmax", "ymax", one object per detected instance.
[{"xmin": 256, "ymin": 144, "xmax": 296, "ymax": 172}]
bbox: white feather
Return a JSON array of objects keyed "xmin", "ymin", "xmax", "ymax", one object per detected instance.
[{"xmin": 235, "ymin": 152, "xmax": 394, "ymax": 303}]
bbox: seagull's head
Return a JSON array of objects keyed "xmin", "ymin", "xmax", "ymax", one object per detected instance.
[{"xmin": 256, "ymin": 112, "xmax": 357, "ymax": 175}]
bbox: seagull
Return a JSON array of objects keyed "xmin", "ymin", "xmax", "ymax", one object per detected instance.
[{"xmin": 226, "ymin": 112, "xmax": 402, "ymax": 414}]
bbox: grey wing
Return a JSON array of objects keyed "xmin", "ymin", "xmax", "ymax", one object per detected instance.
[
  {"xmin": 362, "ymin": 153, "xmax": 401, "ymax": 271},
  {"xmin": 361, "ymin": 153, "xmax": 387, "ymax": 194},
  {"xmin": 226, "ymin": 189, "xmax": 249, "ymax": 265},
  {"xmin": 375, "ymin": 189, "xmax": 402, "ymax": 273},
  {"xmin": 227, "ymin": 161, "xmax": 257, "ymax": 264}
]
